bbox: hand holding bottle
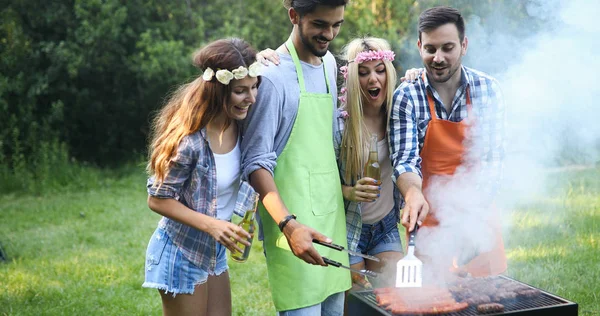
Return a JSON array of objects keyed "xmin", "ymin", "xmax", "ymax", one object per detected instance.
[
  {"xmin": 207, "ymin": 218, "xmax": 252, "ymax": 254},
  {"xmin": 343, "ymin": 177, "xmax": 380, "ymax": 202}
]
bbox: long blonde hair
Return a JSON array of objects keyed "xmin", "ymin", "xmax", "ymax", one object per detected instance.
[
  {"xmin": 339, "ymin": 37, "xmax": 397, "ymax": 184},
  {"xmin": 147, "ymin": 38, "xmax": 258, "ymax": 185}
]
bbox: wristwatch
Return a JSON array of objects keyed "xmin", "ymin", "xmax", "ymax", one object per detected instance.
[{"xmin": 278, "ymin": 214, "xmax": 297, "ymax": 232}]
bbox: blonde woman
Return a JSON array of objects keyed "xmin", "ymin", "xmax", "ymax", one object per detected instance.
[
  {"xmin": 334, "ymin": 37, "xmax": 402, "ymax": 289},
  {"xmin": 143, "ymin": 38, "xmax": 261, "ymax": 316}
]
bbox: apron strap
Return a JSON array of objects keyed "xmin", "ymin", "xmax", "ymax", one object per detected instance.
[
  {"xmin": 285, "ymin": 38, "xmax": 330, "ymax": 94},
  {"xmin": 422, "ymin": 72, "xmax": 472, "ymax": 121}
]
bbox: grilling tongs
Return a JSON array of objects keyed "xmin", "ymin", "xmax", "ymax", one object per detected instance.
[
  {"xmin": 313, "ymin": 239, "xmax": 380, "ymax": 262},
  {"xmin": 322, "ymin": 257, "xmax": 378, "ymax": 278}
]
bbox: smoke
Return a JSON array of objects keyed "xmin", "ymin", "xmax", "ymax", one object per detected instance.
[
  {"xmin": 412, "ymin": 0, "xmax": 600, "ymax": 280},
  {"xmin": 491, "ymin": 0, "xmax": 600, "ymax": 203}
]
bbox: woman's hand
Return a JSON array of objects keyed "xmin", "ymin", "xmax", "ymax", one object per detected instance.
[
  {"xmin": 256, "ymin": 48, "xmax": 280, "ymax": 66},
  {"xmin": 206, "ymin": 218, "xmax": 252, "ymax": 253},
  {"xmin": 400, "ymin": 68, "xmax": 422, "ymax": 83},
  {"xmin": 343, "ymin": 177, "xmax": 381, "ymax": 203}
]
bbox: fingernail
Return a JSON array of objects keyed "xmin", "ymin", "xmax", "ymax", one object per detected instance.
[
  {"xmin": 373, "ymin": 180, "xmax": 378, "ymax": 184},
  {"xmin": 325, "ymin": 238, "xmax": 332, "ymax": 243},
  {"xmin": 378, "ymin": 186, "xmax": 381, "ymax": 190},
  {"xmin": 377, "ymin": 194, "xmax": 380, "ymax": 197}
]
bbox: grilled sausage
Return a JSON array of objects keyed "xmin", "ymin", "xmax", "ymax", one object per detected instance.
[
  {"xmin": 517, "ymin": 288, "xmax": 541, "ymax": 298},
  {"xmin": 477, "ymin": 303, "xmax": 504, "ymax": 314},
  {"xmin": 375, "ymin": 286, "xmax": 468, "ymax": 314},
  {"xmin": 387, "ymin": 301, "xmax": 469, "ymax": 314}
]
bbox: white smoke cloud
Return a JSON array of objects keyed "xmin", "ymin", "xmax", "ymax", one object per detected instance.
[
  {"xmin": 412, "ymin": 0, "xmax": 600, "ymax": 279},
  {"xmin": 495, "ymin": 0, "xmax": 600, "ymax": 204}
]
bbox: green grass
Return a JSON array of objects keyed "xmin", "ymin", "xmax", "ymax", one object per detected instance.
[
  {"xmin": 0, "ymin": 168, "xmax": 274, "ymax": 315},
  {"xmin": 0, "ymin": 167, "xmax": 598, "ymax": 315},
  {"xmin": 503, "ymin": 168, "xmax": 600, "ymax": 316}
]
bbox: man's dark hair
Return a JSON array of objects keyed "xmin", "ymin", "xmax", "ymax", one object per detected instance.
[
  {"xmin": 418, "ymin": 6, "xmax": 466, "ymax": 42},
  {"xmin": 283, "ymin": 0, "xmax": 348, "ymax": 17}
]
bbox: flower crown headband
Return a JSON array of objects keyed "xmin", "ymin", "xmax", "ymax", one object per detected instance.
[
  {"xmin": 338, "ymin": 50, "xmax": 396, "ymax": 106},
  {"xmin": 202, "ymin": 61, "xmax": 263, "ymax": 85},
  {"xmin": 349, "ymin": 50, "xmax": 395, "ymax": 64}
]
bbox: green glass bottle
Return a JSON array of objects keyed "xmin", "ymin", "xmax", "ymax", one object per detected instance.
[{"xmin": 230, "ymin": 193, "xmax": 259, "ymax": 263}]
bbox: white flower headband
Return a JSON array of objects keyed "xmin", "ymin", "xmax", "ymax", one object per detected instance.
[{"xmin": 202, "ymin": 61, "xmax": 263, "ymax": 85}]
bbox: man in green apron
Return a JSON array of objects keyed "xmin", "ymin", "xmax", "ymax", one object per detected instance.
[{"xmin": 241, "ymin": 0, "xmax": 350, "ymax": 314}]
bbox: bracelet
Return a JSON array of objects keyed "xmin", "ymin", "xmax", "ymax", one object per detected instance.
[{"xmin": 278, "ymin": 214, "xmax": 297, "ymax": 232}]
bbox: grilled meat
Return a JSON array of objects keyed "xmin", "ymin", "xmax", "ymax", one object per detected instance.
[
  {"xmin": 491, "ymin": 290, "xmax": 517, "ymax": 301},
  {"xmin": 517, "ymin": 288, "xmax": 541, "ymax": 298},
  {"xmin": 374, "ymin": 286, "xmax": 468, "ymax": 314},
  {"xmin": 448, "ymin": 276, "xmax": 542, "ymax": 304},
  {"xmin": 477, "ymin": 302, "xmax": 504, "ymax": 314},
  {"xmin": 465, "ymin": 295, "xmax": 491, "ymax": 305}
]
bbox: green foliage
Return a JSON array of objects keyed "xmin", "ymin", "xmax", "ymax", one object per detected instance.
[{"xmin": 0, "ymin": 0, "xmax": 551, "ymax": 194}]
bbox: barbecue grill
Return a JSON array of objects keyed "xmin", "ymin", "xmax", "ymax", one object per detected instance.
[{"xmin": 346, "ymin": 275, "xmax": 578, "ymax": 316}]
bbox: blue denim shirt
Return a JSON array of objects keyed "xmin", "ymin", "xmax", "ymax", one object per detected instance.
[{"xmin": 147, "ymin": 127, "xmax": 255, "ymax": 273}]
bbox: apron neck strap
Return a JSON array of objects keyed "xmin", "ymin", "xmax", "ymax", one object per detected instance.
[
  {"xmin": 285, "ymin": 37, "xmax": 330, "ymax": 94},
  {"xmin": 422, "ymin": 72, "xmax": 472, "ymax": 121}
]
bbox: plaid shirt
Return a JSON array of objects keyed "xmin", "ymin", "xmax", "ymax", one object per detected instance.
[
  {"xmin": 333, "ymin": 109, "xmax": 400, "ymax": 252},
  {"xmin": 147, "ymin": 127, "xmax": 255, "ymax": 272},
  {"xmin": 389, "ymin": 66, "xmax": 505, "ymax": 209}
]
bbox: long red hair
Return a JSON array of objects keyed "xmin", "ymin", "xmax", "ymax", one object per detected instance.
[{"xmin": 147, "ymin": 38, "xmax": 258, "ymax": 184}]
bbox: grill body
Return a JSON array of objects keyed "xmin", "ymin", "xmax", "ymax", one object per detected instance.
[{"xmin": 346, "ymin": 276, "xmax": 578, "ymax": 316}]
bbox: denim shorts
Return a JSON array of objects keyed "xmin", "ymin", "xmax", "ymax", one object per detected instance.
[
  {"xmin": 349, "ymin": 210, "xmax": 403, "ymax": 265},
  {"xmin": 142, "ymin": 227, "xmax": 229, "ymax": 295}
]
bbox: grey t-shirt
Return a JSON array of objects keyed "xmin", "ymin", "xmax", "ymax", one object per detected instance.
[{"xmin": 241, "ymin": 51, "xmax": 338, "ymax": 180}]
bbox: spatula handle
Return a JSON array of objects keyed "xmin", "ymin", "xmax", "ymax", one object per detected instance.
[{"xmin": 408, "ymin": 224, "xmax": 419, "ymax": 247}]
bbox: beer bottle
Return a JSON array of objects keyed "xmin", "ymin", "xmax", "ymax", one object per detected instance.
[
  {"xmin": 230, "ymin": 192, "xmax": 259, "ymax": 263},
  {"xmin": 364, "ymin": 133, "xmax": 381, "ymax": 186}
]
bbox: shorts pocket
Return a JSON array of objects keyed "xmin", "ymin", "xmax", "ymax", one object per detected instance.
[
  {"xmin": 146, "ymin": 229, "xmax": 169, "ymax": 266},
  {"xmin": 308, "ymin": 169, "xmax": 340, "ymax": 217}
]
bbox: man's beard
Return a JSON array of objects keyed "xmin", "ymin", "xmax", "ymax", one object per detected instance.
[
  {"xmin": 298, "ymin": 23, "xmax": 328, "ymax": 57},
  {"xmin": 427, "ymin": 57, "xmax": 462, "ymax": 83}
]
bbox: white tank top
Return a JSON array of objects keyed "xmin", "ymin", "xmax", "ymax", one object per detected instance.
[{"xmin": 213, "ymin": 138, "xmax": 241, "ymax": 221}]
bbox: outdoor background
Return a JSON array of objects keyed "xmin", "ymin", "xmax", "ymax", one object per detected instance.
[{"xmin": 1, "ymin": 0, "xmax": 598, "ymax": 315}]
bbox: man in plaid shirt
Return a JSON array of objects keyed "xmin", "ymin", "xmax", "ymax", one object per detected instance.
[{"xmin": 389, "ymin": 6, "xmax": 507, "ymax": 276}]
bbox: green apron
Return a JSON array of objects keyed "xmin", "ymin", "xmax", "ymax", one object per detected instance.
[{"xmin": 258, "ymin": 38, "xmax": 351, "ymax": 311}]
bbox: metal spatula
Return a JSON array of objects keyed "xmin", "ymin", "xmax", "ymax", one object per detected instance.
[{"xmin": 395, "ymin": 224, "xmax": 422, "ymax": 287}]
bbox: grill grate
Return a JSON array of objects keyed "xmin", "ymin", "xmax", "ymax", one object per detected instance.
[{"xmin": 348, "ymin": 276, "xmax": 578, "ymax": 316}]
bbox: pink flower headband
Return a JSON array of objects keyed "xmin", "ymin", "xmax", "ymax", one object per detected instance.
[
  {"xmin": 349, "ymin": 50, "xmax": 395, "ymax": 64},
  {"xmin": 338, "ymin": 50, "xmax": 395, "ymax": 107}
]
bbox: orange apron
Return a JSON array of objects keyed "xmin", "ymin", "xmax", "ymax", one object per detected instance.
[{"xmin": 418, "ymin": 74, "xmax": 507, "ymax": 277}]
